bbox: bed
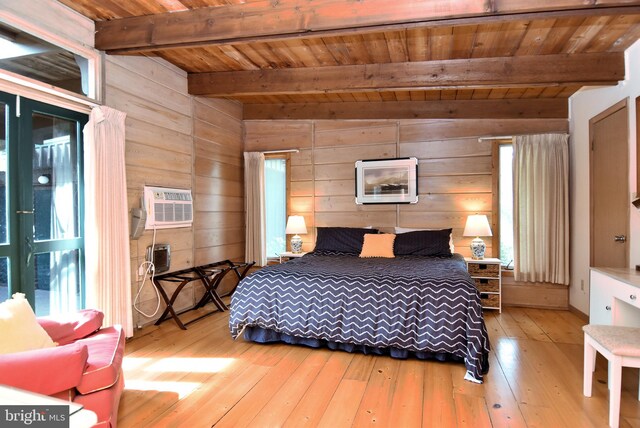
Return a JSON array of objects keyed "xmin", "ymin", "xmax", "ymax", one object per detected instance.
[{"xmin": 229, "ymin": 228, "xmax": 491, "ymax": 383}]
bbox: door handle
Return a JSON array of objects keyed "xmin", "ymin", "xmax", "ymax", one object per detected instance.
[
  {"xmin": 16, "ymin": 210, "xmax": 33, "ymax": 214},
  {"xmin": 614, "ymin": 235, "xmax": 627, "ymax": 243},
  {"xmin": 25, "ymin": 235, "xmax": 32, "ymax": 267}
]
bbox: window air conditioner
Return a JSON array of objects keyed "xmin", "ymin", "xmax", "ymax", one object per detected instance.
[{"xmin": 143, "ymin": 186, "xmax": 193, "ymax": 229}]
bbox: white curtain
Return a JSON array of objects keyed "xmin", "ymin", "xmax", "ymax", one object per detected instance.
[
  {"xmin": 83, "ymin": 106, "xmax": 133, "ymax": 337},
  {"xmin": 37, "ymin": 119, "xmax": 79, "ymax": 314},
  {"xmin": 244, "ymin": 152, "xmax": 266, "ymax": 266},
  {"xmin": 48, "ymin": 132, "xmax": 78, "ymax": 313},
  {"xmin": 513, "ymin": 133, "xmax": 570, "ymax": 285}
]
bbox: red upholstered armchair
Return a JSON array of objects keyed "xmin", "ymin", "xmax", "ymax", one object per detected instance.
[{"xmin": 0, "ymin": 310, "xmax": 125, "ymax": 428}]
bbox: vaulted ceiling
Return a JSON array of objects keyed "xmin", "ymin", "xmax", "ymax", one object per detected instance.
[{"xmin": 58, "ymin": 0, "xmax": 640, "ymax": 119}]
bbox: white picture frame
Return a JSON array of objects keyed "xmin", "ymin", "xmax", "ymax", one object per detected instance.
[{"xmin": 355, "ymin": 157, "xmax": 418, "ymax": 204}]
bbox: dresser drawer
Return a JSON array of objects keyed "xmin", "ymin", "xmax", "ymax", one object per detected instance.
[
  {"xmin": 468, "ymin": 262, "xmax": 500, "ymax": 277},
  {"xmin": 590, "ymin": 270, "xmax": 613, "ymax": 325},
  {"xmin": 480, "ymin": 293, "xmax": 500, "ymax": 308},
  {"xmin": 611, "ymin": 283, "xmax": 640, "ymax": 310},
  {"xmin": 474, "ymin": 278, "xmax": 500, "ymax": 293},
  {"xmin": 590, "ymin": 269, "xmax": 640, "ymax": 327}
]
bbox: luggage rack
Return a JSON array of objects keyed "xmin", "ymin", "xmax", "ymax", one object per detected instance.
[{"xmin": 152, "ymin": 260, "xmax": 255, "ymax": 330}]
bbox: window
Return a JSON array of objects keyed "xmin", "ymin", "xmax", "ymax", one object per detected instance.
[
  {"xmin": 0, "ymin": 91, "xmax": 86, "ymax": 315},
  {"xmin": 499, "ymin": 143, "xmax": 514, "ymax": 268},
  {"xmin": 0, "ymin": 21, "xmax": 99, "ymax": 101},
  {"xmin": 264, "ymin": 157, "xmax": 287, "ymax": 259}
]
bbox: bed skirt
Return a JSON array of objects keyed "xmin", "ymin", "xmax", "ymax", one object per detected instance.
[{"xmin": 244, "ymin": 326, "xmax": 490, "ymax": 378}]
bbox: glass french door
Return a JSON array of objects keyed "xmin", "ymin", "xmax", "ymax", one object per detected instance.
[{"xmin": 0, "ymin": 92, "xmax": 86, "ymax": 315}]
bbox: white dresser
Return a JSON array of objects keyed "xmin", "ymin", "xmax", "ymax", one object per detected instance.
[{"xmin": 590, "ymin": 268, "xmax": 640, "ymax": 327}]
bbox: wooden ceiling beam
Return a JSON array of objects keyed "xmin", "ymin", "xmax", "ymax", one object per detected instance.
[
  {"xmin": 188, "ymin": 53, "xmax": 624, "ymax": 97},
  {"xmin": 94, "ymin": 1, "xmax": 640, "ymax": 54},
  {"xmin": 243, "ymin": 98, "xmax": 569, "ymax": 120}
]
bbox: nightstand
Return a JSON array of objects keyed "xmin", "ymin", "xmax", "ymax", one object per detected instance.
[
  {"xmin": 465, "ymin": 257, "xmax": 502, "ymax": 313},
  {"xmin": 279, "ymin": 251, "xmax": 308, "ymax": 263}
]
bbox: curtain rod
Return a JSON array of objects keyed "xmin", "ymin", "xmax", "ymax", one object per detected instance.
[
  {"xmin": 261, "ymin": 149, "xmax": 300, "ymax": 154},
  {"xmin": 477, "ymin": 135, "xmax": 513, "ymax": 141},
  {"xmin": 478, "ymin": 132, "xmax": 569, "ymax": 142}
]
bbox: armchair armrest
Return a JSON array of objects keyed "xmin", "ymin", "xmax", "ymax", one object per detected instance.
[
  {"xmin": 37, "ymin": 309, "xmax": 104, "ymax": 345},
  {"xmin": 0, "ymin": 342, "xmax": 88, "ymax": 396}
]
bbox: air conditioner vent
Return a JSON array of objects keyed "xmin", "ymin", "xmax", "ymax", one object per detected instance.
[{"xmin": 144, "ymin": 186, "xmax": 193, "ymax": 229}]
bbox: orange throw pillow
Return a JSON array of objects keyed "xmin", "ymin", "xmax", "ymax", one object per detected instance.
[{"xmin": 359, "ymin": 233, "xmax": 396, "ymax": 258}]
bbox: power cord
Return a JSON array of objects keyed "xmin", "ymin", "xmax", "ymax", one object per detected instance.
[{"xmin": 133, "ymin": 227, "xmax": 161, "ymax": 318}]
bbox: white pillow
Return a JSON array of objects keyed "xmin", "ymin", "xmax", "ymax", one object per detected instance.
[
  {"xmin": 0, "ymin": 293, "xmax": 56, "ymax": 355},
  {"xmin": 394, "ymin": 227, "xmax": 455, "ymax": 253}
]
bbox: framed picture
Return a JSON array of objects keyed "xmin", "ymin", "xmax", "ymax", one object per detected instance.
[{"xmin": 355, "ymin": 157, "xmax": 418, "ymax": 204}]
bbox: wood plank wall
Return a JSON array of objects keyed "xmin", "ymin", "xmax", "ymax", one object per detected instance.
[
  {"xmin": 193, "ymin": 97, "xmax": 245, "ymax": 296},
  {"xmin": 245, "ymin": 119, "xmax": 568, "ymax": 259},
  {"xmin": 104, "ymin": 55, "xmax": 243, "ymax": 329}
]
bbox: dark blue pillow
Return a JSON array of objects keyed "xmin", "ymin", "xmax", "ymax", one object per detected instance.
[
  {"xmin": 314, "ymin": 227, "xmax": 379, "ymax": 254},
  {"xmin": 394, "ymin": 228, "xmax": 453, "ymax": 257}
]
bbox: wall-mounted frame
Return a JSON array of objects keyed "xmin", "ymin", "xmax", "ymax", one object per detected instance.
[{"xmin": 355, "ymin": 157, "xmax": 418, "ymax": 204}]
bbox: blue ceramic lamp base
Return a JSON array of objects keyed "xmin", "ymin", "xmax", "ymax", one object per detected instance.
[
  {"xmin": 470, "ymin": 237, "xmax": 486, "ymax": 260},
  {"xmin": 290, "ymin": 235, "xmax": 303, "ymax": 253}
]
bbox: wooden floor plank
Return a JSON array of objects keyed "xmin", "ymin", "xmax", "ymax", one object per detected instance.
[
  {"xmin": 454, "ymin": 393, "xmax": 492, "ymax": 427},
  {"xmin": 283, "ymin": 351, "xmax": 355, "ymax": 427},
  {"xmin": 516, "ymin": 339, "xmax": 597, "ymax": 428},
  {"xmin": 493, "ymin": 310, "xmax": 529, "ymax": 340},
  {"xmin": 523, "ymin": 308, "xmax": 583, "ymax": 344},
  {"xmin": 247, "ymin": 349, "xmax": 332, "ymax": 427},
  {"xmin": 116, "ymin": 307, "xmax": 640, "ymax": 427},
  {"xmin": 317, "ymin": 379, "xmax": 367, "ymax": 428},
  {"xmin": 139, "ymin": 346, "xmax": 277, "ymax": 427},
  {"xmin": 557, "ymin": 309, "xmax": 588, "ymax": 331},
  {"xmin": 518, "ymin": 403, "xmax": 568, "ymax": 428},
  {"xmin": 422, "ymin": 362, "xmax": 457, "ymax": 428},
  {"xmin": 483, "ymin": 311, "xmax": 508, "ymax": 344},
  {"xmin": 352, "ymin": 357, "xmax": 402, "ymax": 427},
  {"xmin": 172, "ymin": 363, "xmax": 271, "ymax": 427},
  {"xmin": 505, "ymin": 307, "xmax": 552, "ymax": 342},
  {"xmin": 492, "ymin": 337, "xmax": 554, "ymax": 407},
  {"xmin": 482, "ymin": 348, "xmax": 528, "ymax": 428},
  {"xmin": 119, "ymin": 313, "xmax": 244, "ymax": 424},
  {"xmin": 388, "ymin": 359, "xmax": 424, "ymax": 427},
  {"xmin": 213, "ymin": 347, "xmax": 312, "ymax": 427},
  {"xmin": 343, "ymin": 352, "xmax": 377, "ymax": 381}
]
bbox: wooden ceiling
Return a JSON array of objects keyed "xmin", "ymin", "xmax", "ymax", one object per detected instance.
[{"xmin": 57, "ymin": 0, "xmax": 640, "ymax": 119}]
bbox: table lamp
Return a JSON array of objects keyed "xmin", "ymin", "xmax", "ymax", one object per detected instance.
[
  {"xmin": 285, "ymin": 215, "xmax": 307, "ymax": 253},
  {"xmin": 463, "ymin": 214, "xmax": 493, "ymax": 260}
]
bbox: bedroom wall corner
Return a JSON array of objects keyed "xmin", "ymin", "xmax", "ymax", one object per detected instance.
[
  {"xmin": 104, "ymin": 55, "xmax": 196, "ymax": 330},
  {"xmin": 106, "ymin": 57, "xmax": 246, "ymax": 331},
  {"xmin": 192, "ymin": 97, "xmax": 245, "ymax": 296},
  {"xmin": 568, "ymin": 39, "xmax": 640, "ymax": 316}
]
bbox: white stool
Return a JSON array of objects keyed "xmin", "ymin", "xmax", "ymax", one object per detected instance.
[{"xmin": 583, "ymin": 324, "xmax": 640, "ymax": 428}]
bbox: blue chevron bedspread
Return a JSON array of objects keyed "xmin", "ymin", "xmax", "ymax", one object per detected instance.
[{"xmin": 229, "ymin": 251, "xmax": 490, "ymax": 382}]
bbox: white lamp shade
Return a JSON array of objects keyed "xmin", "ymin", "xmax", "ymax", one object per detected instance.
[
  {"xmin": 463, "ymin": 214, "xmax": 493, "ymax": 237},
  {"xmin": 285, "ymin": 215, "xmax": 307, "ymax": 235}
]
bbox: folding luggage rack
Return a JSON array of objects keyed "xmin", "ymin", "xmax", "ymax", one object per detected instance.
[{"xmin": 151, "ymin": 260, "xmax": 254, "ymax": 330}]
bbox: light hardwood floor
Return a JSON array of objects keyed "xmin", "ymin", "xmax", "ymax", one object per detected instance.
[{"xmin": 118, "ymin": 306, "xmax": 640, "ymax": 427}]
